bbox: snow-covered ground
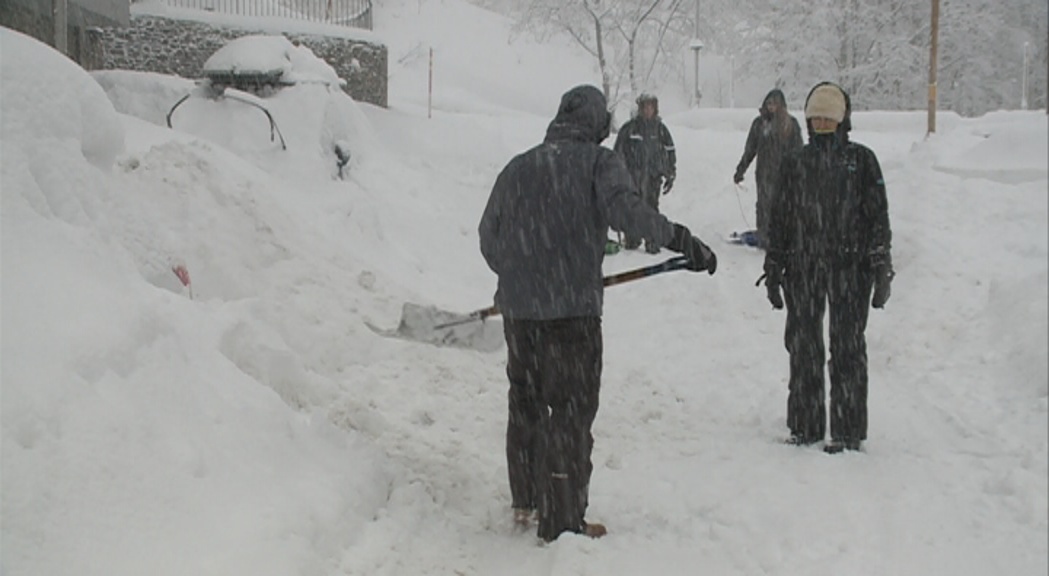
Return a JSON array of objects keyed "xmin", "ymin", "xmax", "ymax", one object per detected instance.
[{"xmin": 2, "ymin": 1, "xmax": 1046, "ymax": 575}]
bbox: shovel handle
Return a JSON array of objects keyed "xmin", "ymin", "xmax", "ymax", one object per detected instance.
[
  {"xmin": 435, "ymin": 257, "xmax": 690, "ymax": 330},
  {"xmin": 468, "ymin": 305, "xmax": 501, "ymax": 322},
  {"xmin": 433, "ymin": 305, "xmax": 500, "ymax": 330},
  {"xmin": 603, "ymin": 256, "xmax": 690, "ymax": 287}
]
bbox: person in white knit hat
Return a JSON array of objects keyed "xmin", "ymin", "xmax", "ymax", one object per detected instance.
[{"xmin": 758, "ymin": 81, "xmax": 895, "ymax": 454}]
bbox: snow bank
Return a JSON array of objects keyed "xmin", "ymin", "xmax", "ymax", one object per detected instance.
[
  {"xmin": 1, "ymin": 28, "xmax": 124, "ymax": 169},
  {"xmin": 92, "ymin": 70, "xmax": 197, "ymax": 128},
  {"xmin": 935, "ymin": 113, "xmax": 1049, "ymax": 183},
  {"xmin": 2, "ymin": 28, "xmax": 394, "ymax": 576}
]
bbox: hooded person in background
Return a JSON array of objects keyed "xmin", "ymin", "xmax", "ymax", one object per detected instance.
[
  {"xmin": 733, "ymin": 89, "xmax": 804, "ymax": 249},
  {"xmin": 760, "ymin": 81, "xmax": 894, "ymax": 455},
  {"xmin": 614, "ymin": 93, "xmax": 677, "ymax": 253},
  {"xmin": 479, "ymin": 84, "xmax": 716, "ymax": 542}
]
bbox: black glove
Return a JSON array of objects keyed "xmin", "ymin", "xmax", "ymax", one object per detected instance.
[
  {"xmin": 870, "ymin": 254, "xmax": 894, "ymax": 309},
  {"xmin": 662, "ymin": 174, "xmax": 675, "ymax": 195},
  {"xmin": 668, "ymin": 224, "xmax": 717, "ymax": 274},
  {"xmin": 733, "ymin": 171, "xmax": 744, "ymax": 184},
  {"xmin": 757, "ymin": 253, "xmax": 785, "ymax": 309}
]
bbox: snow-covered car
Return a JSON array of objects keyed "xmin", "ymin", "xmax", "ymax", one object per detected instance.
[{"xmin": 164, "ymin": 35, "xmax": 359, "ymax": 178}]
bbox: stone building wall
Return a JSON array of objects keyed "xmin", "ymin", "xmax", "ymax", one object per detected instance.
[{"xmin": 1, "ymin": 0, "xmax": 125, "ymax": 70}]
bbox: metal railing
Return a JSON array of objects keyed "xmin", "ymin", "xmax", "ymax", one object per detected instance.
[{"xmin": 155, "ymin": 0, "xmax": 372, "ymax": 30}]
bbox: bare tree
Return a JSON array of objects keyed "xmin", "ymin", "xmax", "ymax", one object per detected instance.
[
  {"xmin": 515, "ymin": 0, "xmax": 615, "ymax": 102},
  {"xmin": 513, "ymin": 0, "xmax": 691, "ymax": 109},
  {"xmin": 608, "ymin": 0, "xmax": 680, "ymax": 95}
]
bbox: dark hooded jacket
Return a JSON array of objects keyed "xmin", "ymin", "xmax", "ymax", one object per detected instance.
[
  {"xmin": 735, "ymin": 89, "xmax": 804, "ymax": 195},
  {"xmin": 479, "ymin": 85, "xmax": 675, "ymax": 320},
  {"xmin": 613, "ymin": 96, "xmax": 676, "ymax": 181},
  {"xmin": 768, "ymin": 83, "xmax": 891, "ymax": 261}
]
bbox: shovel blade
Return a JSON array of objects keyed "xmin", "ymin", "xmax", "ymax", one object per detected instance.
[{"xmin": 368, "ymin": 302, "xmax": 504, "ymax": 352}]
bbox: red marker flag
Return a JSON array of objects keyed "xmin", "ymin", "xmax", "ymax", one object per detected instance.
[{"xmin": 172, "ymin": 264, "xmax": 193, "ymax": 299}]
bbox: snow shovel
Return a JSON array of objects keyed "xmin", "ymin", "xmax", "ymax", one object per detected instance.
[{"xmin": 368, "ymin": 256, "xmax": 691, "ymax": 351}]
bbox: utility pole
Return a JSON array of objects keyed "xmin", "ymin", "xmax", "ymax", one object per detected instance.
[{"xmin": 927, "ymin": 0, "xmax": 940, "ymax": 135}]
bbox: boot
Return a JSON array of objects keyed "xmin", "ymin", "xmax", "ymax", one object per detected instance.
[
  {"xmin": 539, "ymin": 521, "xmax": 607, "ymax": 542},
  {"xmin": 583, "ymin": 522, "xmax": 607, "ymax": 538},
  {"xmin": 513, "ymin": 508, "xmax": 535, "ymax": 526},
  {"xmin": 823, "ymin": 439, "xmax": 863, "ymax": 454},
  {"xmin": 784, "ymin": 434, "xmax": 819, "ymax": 446}
]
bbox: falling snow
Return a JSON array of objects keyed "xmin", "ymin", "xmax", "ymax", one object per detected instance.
[{"xmin": 2, "ymin": 0, "xmax": 1046, "ymax": 575}]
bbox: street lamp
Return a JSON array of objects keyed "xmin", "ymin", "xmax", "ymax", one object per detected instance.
[{"xmin": 690, "ymin": 39, "xmax": 704, "ymax": 107}]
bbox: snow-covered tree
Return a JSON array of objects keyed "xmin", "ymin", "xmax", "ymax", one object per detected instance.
[
  {"xmin": 513, "ymin": 0, "xmax": 616, "ymax": 104},
  {"xmin": 489, "ymin": 0, "xmax": 1048, "ymax": 115},
  {"xmin": 511, "ymin": 0, "xmax": 691, "ymax": 109}
]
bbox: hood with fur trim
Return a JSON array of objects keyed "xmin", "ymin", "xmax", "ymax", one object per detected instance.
[{"xmin": 634, "ymin": 93, "xmax": 660, "ymax": 118}]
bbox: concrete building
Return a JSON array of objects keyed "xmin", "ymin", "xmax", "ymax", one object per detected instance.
[{"xmin": 1, "ymin": 0, "xmax": 129, "ymax": 68}]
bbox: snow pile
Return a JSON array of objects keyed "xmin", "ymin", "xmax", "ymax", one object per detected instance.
[
  {"xmin": 934, "ymin": 112, "xmax": 1049, "ymax": 182},
  {"xmin": 1, "ymin": 28, "xmax": 124, "ymax": 169},
  {"xmin": 92, "ymin": 70, "xmax": 197, "ymax": 128},
  {"xmin": 1, "ymin": 27, "xmax": 393, "ymax": 576}
]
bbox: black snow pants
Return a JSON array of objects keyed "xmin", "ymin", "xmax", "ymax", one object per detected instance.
[
  {"xmin": 783, "ymin": 256, "xmax": 874, "ymax": 443},
  {"xmin": 623, "ymin": 173, "xmax": 663, "ymax": 250},
  {"xmin": 503, "ymin": 316, "xmax": 602, "ymax": 541},
  {"xmin": 754, "ymin": 178, "xmax": 774, "ymax": 249}
]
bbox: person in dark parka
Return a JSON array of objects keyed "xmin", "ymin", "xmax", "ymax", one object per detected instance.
[
  {"xmin": 733, "ymin": 89, "xmax": 804, "ymax": 249},
  {"xmin": 613, "ymin": 93, "xmax": 677, "ymax": 253},
  {"xmin": 761, "ymin": 81, "xmax": 894, "ymax": 454},
  {"xmin": 479, "ymin": 84, "xmax": 716, "ymax": 541}
]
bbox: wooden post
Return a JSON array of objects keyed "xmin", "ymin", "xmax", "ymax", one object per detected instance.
[
  {"xmin": 927, "ymin": 0, "xmax": 940, "ymax": 135},
  {"xmin": 53, "ymin": 0, "xmax": 68, "ymax": 54},
  {"xmin": 1021, "ymin": 42, "xmax": 1029, "ymax": 110},
  {"xmin": 428, "ymin": 47, "xmax": 434, "ymax": 119},
  {"xmin": 693, "ymin": 0, "xmax": 700, "ymax": 106}
]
